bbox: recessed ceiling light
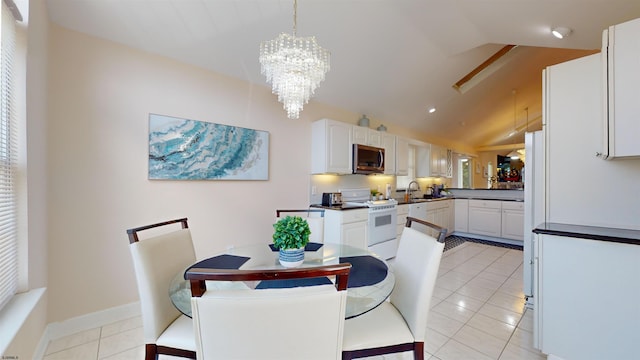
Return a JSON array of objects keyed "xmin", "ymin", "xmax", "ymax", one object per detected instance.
[
  {"xmin": 428, "ymin": 107, "xmax": 436, "ymax": 114},
  {"xmin": 552, "ymin": 27, "xmax": 572, "ymax": 39}
]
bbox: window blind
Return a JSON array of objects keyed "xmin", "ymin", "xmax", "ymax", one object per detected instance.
[{"xmin": 0, "ymin": 0, "xmax": 19, "ymax": 311}]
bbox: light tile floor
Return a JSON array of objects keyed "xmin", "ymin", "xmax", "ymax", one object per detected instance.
[{"xmin": 43, "ymin": 241, "xmax": 546, "ymax": 360}]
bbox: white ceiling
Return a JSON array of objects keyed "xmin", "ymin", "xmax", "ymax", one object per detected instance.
[{"xmin": 45, "ymin": 0, "xmax": 640, "ymax": 151}]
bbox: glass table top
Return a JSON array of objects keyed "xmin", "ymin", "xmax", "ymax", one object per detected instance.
[{"xmin": 169, "ymin": 242, "xmax": 395, "ymax": 319}]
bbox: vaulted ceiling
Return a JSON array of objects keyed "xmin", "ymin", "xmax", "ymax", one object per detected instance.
[{"xmin": 45, "ymin": 0, "xmax": 640, "ymax": 152}]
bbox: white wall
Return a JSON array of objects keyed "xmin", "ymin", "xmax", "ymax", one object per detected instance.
[{"xmin": 45, "ymin": 24, "xmax": 365, "ymax": 322}]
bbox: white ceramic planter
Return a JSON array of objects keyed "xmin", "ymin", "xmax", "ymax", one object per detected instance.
[{"xmin": 278, "ymin": 247, "xmax": 304, "ymax": 268}]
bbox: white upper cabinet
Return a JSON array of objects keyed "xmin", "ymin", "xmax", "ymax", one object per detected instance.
[
  {"xmin": 430, "ymin": 145, "xmax": 443, "ymax": 177},
  {"xmin": 395, "ymin": 136, "xmax": 409, "ymax": 176},
  {"xmin": 352, "ymin": 126, "xmax": 368, "ymax": 145},
  {"xmin": 414, "ymin": 142, "xmax": 431, "ymax": 178},
  {"xmin": 352, "ymin": 126, "xmax": 382, "ymax": 147},
  {"xmin": 381, "ymin": 132, "xmax": 396, "ymax": 175},
  {"xmin": 602, "ymin": 17, "xmax": 640, "ymax": 159},
  {"xmin": 311, "ymin": 119, "xmax": 352, "ymax": 174}
]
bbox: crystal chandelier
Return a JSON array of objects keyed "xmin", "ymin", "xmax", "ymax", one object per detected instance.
[{"xmin": 259, "ymin": 0, "xmax": 330, "ymax": 119}]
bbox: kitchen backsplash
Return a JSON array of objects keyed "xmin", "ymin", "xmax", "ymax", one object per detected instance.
[{"xmin": 309, "ymin": 174, "xmax": 450, "ymax": 204}]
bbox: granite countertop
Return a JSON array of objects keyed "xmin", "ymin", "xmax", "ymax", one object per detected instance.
[
  {"xmin": 533, "ymin": 222, "xmax": 640, "ymax": 246},
  {"xmin": 396, "ymin": 197, "xmax": 451, "ymax": 205},
  {"xmin": 310, "ymin": 204, "xmax": 368, "ymax": 211},
  {"xmin": 447, "ymin": 188, "xmax": 524, "ymax": 191},
  {"xmin": 453, "ymin": 197, "xmax": 524, "ymax": 202}
]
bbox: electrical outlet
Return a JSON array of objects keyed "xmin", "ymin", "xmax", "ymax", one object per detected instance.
[{"xmin": 311, "ymin": 186, "xmax": 317, "ymax": 195}]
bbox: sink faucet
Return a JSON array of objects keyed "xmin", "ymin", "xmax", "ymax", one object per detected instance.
[{"xmin": 407, "ymin": 180, "xmax": 420, "ymax": 201}]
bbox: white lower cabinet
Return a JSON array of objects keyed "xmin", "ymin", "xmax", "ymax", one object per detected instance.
[
  {"xmin": 408, "ymin": 202, "xmax": 428, "ymax": 234},
  {"xmin": 468, "ymin": 200, "xmax": 502, "ymax": 238},
  {"xmin": 427, "ymin": 200, "xmax": 451, "ymax": 238},
  {"xmin": 454, "ymin": 199, "xmax": 469, "ymax": 232},
  {"xmin": 535, "ymin": 234, "xmax": 640, "ymax": 359},
  {"xmin": 408, "ymin": 200, "xmax": 451, "ymax": 238},
  {"xmin": 396, "ymin": 204, "xmax": 409, "ymax": 237},
  {"xmin": 458, "ymin": 199, "xmax": 524, "ymax": 243},
  {"xmin": 324, "ymin": 209, "xmax": 368, "ymax": 249},
  {"xmin": 501, "ymin": 201, "xmax": 524, "ymax": 241}
]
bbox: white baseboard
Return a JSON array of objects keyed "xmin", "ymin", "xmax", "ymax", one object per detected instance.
[
  {"xmin": 34, "ymin": 301, "xmax": 141, "ymax": 359},
  {"xmin": 547, "ymin": 355, "xmax": 567, "ymax": 360}
]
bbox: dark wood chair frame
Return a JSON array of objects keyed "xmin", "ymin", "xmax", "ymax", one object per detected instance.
[
  {"xmin": 126, "ymin": 218, "xmax": 196, "ymax": 360},
  {"xmin": 341, "ymin": 216, "xmax": 446, "ymax": 360},
  {"xmin": 186, "ymin": 262, "xmax": 351, "ymax": 297}
]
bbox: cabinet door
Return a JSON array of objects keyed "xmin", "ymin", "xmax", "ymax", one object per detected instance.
[
  {"xmin": 430, "ymin": 144, "xmax": 441, "ymax": 176},
  {"xmin": 352, "ymin": 126, "xmax": 368, "ymax": 145},
  {"xmin": 327, "ymin": 122, "xmax": 352, "ymax": 173},
  {"xmin": 342, "ymin": 221, "xmax": 367, "ymax": 249},
  {"xmin": 468, "ymin": 200, "xmax": 502, "ymax": 237},
  {"xmin": 368, "ymin": 130, "xmax": 382, "ymax": 147},
  {"xmin": 415, "ymin": 144, "xmax": 431, "ymax": 178},
  {"xmin": 454, "ymin": 199, "xmax": 469, "ymax": 232},
  {"xmin": 381, "ymin": 133, "xmax": 396, "ymax": 175},
  {"xmin": 501, "ymin": 202, "xmax": 524, "ymax": 241},
  {"xmin": 426, "ymin": 207, "xmax": 441, "ymax": 237},
  {"xmin": 604, "ymin": 18, "xmax": 640, "ymax": 159},
  {"xmin": 395, "ymin": 137, "xmax": 409, "ymax": 176},
  {"xmin": 396, "ymin": 204, "xmax": 409, "ymax": 237},
  {"xmin": 312, "ymin": 119, "xmax": 352, "ymax": 174}
]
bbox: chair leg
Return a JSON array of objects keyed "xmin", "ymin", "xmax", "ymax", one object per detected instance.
[
  {"xmin": 414, "ymin": 342, "xmax": 424, "ymax": 360},
  {"xmin": 145, "ymin": 344, "xmax": 157, "ymax": 360}
]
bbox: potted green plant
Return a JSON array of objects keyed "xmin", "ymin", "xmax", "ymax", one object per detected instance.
[{"xmin": 272, "ymin": 216, "xmax": 311, "ymax": 267}]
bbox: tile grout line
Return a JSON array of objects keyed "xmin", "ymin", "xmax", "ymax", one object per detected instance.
[
  {"xmin": 432, "ymin": 244, "xmax": 525, "ymax": 359},
  {"xmin": 95, "ymin": 326, "xmax": 102, "ymax": 360}
]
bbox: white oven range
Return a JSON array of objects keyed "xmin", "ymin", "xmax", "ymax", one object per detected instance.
[{"xmin": 342, "ymin": 188, "xmax": 398, "ymax": 259}]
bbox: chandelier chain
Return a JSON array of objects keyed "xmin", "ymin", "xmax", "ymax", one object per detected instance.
[{"xmin": 293, "ymin": 0, "xmax": 297, "ymax": 36}]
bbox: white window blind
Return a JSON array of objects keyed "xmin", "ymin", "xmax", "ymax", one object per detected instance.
[{"xmin": 0, "ymin": 0, "xmax": 19, "ymax": 311}]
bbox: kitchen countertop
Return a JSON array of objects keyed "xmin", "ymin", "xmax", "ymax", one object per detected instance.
[
  {"xmin": 310, "ymin": 204, "xmax": 368, "ymax": 211},
  {"xmin": 312, "ymin": 196, "xmax": 523, "ymax": 211},
  {"xmin": 451, "ymin": 197, "xmax": 524, "ymax": 202},
  {"xmin": 396, "ymin": 197, "xmax": 451, "ymax": 205}
]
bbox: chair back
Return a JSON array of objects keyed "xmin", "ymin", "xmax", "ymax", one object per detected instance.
[
  {"xmin": 126, "ymin": 218, "xmax": 196, "ymax": 343},
  {"xmin": 187, "ymin": 264, "xmax": 351, "ymax": 360},
  {"xmin": 390, "ymin": 216, "xmax": 445, "ymax": 342},
  {"xmin": 276, "ymin": 209, "xmax": 325, "ymax": 243}
]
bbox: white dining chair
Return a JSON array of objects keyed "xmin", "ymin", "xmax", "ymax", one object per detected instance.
[
  {"xmin": 187, "ymin": 263, "xmax": 351, "ymax": 360},
  {"xmin": 126, "ymin": 218, "xmax": 197, "ymax": 360},
  {"xmin": 341, "ymin": 216, "xmax": 446, "ymax": 360},
  {"xmin": 276, "ymin": 208, "xmax": 325, "ymax": 243}
]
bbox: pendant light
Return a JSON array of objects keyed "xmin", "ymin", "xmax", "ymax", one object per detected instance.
[{"xmin": 507, "ymin": 90, "xmax": 520, "ymax": 159}]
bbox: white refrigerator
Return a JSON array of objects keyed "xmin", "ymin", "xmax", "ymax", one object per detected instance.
[
  {"xmin": 522, "ymin": 130, "xmax": 543, "ymax": 309},
  {"xmin": 530, "ymin": 24, "xmax": 640, "ymax": 359}
]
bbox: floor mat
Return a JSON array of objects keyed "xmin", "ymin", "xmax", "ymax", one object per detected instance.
[{"xmin": 444, "ymin": 235, "xmax": 523, "ymax": 252}]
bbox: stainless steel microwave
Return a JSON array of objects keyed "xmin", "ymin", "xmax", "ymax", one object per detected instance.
[{"xmin": 353, "ymin": 144, "xmax": 385, "ymax": 174}]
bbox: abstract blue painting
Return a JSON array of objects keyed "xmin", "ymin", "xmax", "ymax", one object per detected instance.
[{"xmin": 148, "ymin": 114, "xmax": 269, "ymax": 180}]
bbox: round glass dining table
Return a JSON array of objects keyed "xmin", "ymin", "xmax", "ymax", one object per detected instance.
[{"xmin": 169, "ymin": 242, "xmax": 395, "ymax": 319}]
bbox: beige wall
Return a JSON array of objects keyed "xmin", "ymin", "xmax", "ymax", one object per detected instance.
[{"xmin": 45, "ymin": 25, "xmax": 365, "ymax": 322}]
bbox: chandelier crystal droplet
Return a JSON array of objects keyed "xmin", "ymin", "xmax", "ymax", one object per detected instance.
[{"xmin": 259, "ymin": 0, "xmax": 330, "ymax": 119}]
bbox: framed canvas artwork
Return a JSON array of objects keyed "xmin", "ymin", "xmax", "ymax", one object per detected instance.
[{"xmin": 148, "ymin": 114, "xmax": 269, "ymax": 180}]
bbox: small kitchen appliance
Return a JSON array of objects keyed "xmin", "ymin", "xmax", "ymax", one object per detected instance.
[{"xmin": 321, "ymin": 192, "xmax": 342, "ymax": 207}]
